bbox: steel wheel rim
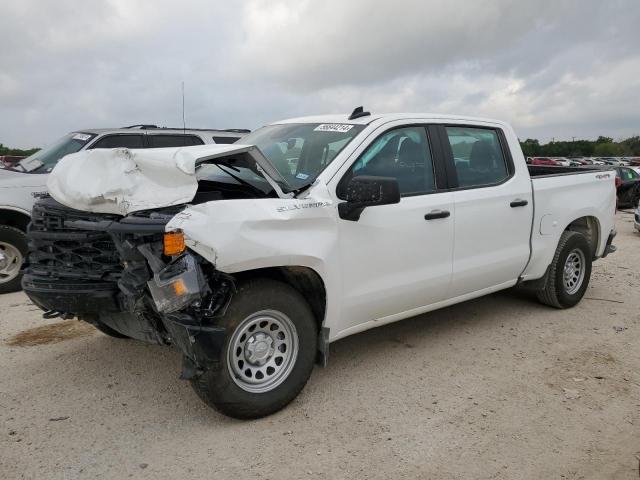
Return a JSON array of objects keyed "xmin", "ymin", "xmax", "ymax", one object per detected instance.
[
  {"xmin": 227, "ymin": 310, "xmax": 299, "ymax": 393},
  {"xmin": 0, "ymin": 242, "xmax": 23, "ymax": 283},
  {"xmin": 563, "ymin": 248, "xmax": 585, "ymax": 295}
]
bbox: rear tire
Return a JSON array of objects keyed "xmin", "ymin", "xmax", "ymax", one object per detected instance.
[
  {"xmin": 190, "ymin": 278, "xmax": 317, "ymax": 419},
  {"xmin": 0, "ymin": 225, "xmax": 27, "ymax": 294},
  {"xmin": 536, "ymin": 231, "xmax": 592, "ymax": 309}
]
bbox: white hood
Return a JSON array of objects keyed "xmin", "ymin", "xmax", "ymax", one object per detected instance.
[{"xmin": 47, "ymin": 144, "xmax": 285, "ymax": 215}]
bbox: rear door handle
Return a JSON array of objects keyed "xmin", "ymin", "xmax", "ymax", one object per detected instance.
[
  {"xmin": 424, "ymin": 210, "xmax": 450, "ymax": 220},
  {"xmin": 510, "ymin": 199, "xmax": 528, "ymax": 208}
]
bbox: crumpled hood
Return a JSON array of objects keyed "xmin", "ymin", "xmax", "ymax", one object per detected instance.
[{"xmin": 47, "ymin": 143, "xmax": 278, "ymax": 215}]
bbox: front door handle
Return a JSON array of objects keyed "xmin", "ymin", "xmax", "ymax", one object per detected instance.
[
  {"xmin": 424, "ymin": 210, "xmax": 450, "ymax": 220},
  {"xmin": 510, "ymin": 199, "xmax": 528, "ymax": 208}
]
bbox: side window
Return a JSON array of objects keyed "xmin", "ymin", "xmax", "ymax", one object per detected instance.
[
  {"xmin": 445, "ymin": 127, "xmax": 509, "ymax": 188},
  {"xmin": 91, "ymin": 135, "xmax": 145, "ymax": 149},
  {"xmin": 620, "ymin": 168, "xmax": 638, "ymax": 181},
  {"xmin": 212, "ymin": 136, "xmax": 239, "ymax": 144},
  {"xmin": 344, "ymin": 127, "xmax": 435, "ymax": 196},
  {"xmin": 147, "ymin": 135, "xmax": 204, "ymax": 148}
]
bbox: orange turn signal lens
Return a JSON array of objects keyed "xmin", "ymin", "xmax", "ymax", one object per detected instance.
[
  {"xmin": 163, "ymin": 231, "xmax": 186, "ymax": 256},
  {"xmin": 172, "ymin": 278, "xmax": 188, "ymax": 296}
]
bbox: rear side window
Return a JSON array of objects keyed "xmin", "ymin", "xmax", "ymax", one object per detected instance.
[
  {"xmin": 343, "ymin": 126, "xmax": 435, "ymax": 197},
  {"xmin": 91, "ymin": 135, "xmax": 145, "ymax": 149},
  {"xmin": 147, "ymin": 135, "xmax": 204, "ymax": 148},
  {"xmin": 212, "ymin": 136, "xmax": 239, "ymax": 144},
  {"xmin": 445, "ymin": 127, "xmax": 508, "ymax": 188},
  {"xmin": 619, "ymin": 168, "xmax": 639, "ymax": 181}
]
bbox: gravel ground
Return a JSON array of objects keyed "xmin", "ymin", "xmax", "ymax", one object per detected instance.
[{"xmin": 1, "ymin": 213, "xmax": 639, "ymax": 479}]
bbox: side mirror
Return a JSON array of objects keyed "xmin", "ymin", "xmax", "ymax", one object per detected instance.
[{"xmin": 338, "ymin": 175, "xmax": 400, "ymax": 221}]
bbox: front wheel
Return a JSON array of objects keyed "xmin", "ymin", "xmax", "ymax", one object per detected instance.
[
  {"xmin": 190, "ymin": 278, "xmax": 317, "ymax": 419},
  {"xmin": 0, "ymin": 225, "xmax": 27, "ymax": 294},
  {"xmin": 537, "ymin": 231, "xmax": 592, "ymax": 308}
]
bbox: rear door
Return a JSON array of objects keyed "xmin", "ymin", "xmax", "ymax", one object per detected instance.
[
  {"xmin": 334, "ymin": 124, "xmax": 455, "ymax": 332},
  {"xmin": 437, "ymin": 125, "xmax": 533, "ymax": 297}
]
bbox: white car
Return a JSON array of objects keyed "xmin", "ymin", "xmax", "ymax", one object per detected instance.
[
  {"xmin": 551, "ymin": 157, "xmax": 568, "ymax": 166},
  {"xmin": 23, "ymin": 110, "xmax": 617, "ymax": 419},
  {"xmin": 0, "ymin": 126, "xmax": 247, "ymax": 293}
]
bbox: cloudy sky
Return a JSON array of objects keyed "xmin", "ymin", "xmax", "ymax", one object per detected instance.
[{"xmin": 1, "ymin": 0, "xmax": 639, "ymax": 148}]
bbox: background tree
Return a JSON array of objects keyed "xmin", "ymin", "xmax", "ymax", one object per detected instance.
[
  {"xmin": 520, "ymin": 135, "xmax": 639, "ymax": 157},
  {"xmin": 520, "ymin": 138, "xmax": 541, "ymax": 156},
  {"xmin": 0, "ymin": 143, "xmax": 40, "ymax": 157},
  {"xmin": 593, "ymin": 142, "xmax": 623, "ymax": 157}
]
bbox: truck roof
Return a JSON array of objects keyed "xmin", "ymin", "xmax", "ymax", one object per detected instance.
[{"xmin": 273, "ymin": 112, "xmax": 508, "ymax": 127}]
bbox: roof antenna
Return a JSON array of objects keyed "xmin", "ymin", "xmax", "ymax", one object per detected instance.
[
  {"xmin": 181, "ymin": 81, "xmax": 186, "ymax": 134},
  {"xmin": 348, "ymin": 106, "xmax": 370, "ymax": 120}
]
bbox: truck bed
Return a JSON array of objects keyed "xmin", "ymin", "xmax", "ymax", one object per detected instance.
[{"xmin": 522, "ymin": 166, "xmax": 617, "ymax": 282}]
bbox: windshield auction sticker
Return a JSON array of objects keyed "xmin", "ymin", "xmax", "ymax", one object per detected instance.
[
  {"xmin": 72, "ymin": 133, "xmax": 92, "ymax": 141},
  {"xmin": 314, "ymin": 124, "xmax": 354, "ymax": 133}
]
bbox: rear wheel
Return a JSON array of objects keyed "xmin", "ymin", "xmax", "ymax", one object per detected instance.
[
  {"xmin": 537, "ymin": 231, "xmax": 592, "ymax": 308},
  {"xmin": 0, "ymin": 226, "xmax": 27, "ymax": 294},
  {"xmin": 190, "ymin": 278, "xmax": 317, "ymax": 419}
]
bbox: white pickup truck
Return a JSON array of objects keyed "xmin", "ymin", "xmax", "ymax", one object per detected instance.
[{"xmin": 23, "ymin": 110, "xmax": 617, "ymax": 419}]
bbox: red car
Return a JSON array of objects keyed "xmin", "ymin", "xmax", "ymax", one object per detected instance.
[
  {"xmin": 0, "ymin": 155, "xmax": 25, "ymax": 168},
  {"xmin": 529, "ymin": 157, "xmax": 559, "ymax": 166}
]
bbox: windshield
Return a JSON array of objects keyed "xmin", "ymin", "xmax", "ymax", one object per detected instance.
[
  {"xmin": 239, "ymin": 123, "xmax": 365, "ymax": 190},
  {"xmin": 16, "ymin": 132, "xmax": 95, "ymax": 173}
]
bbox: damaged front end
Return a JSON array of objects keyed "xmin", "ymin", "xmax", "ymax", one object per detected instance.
[{"xmin": 23, "ymin": 196, "xmax": 234, "ymax": 377}]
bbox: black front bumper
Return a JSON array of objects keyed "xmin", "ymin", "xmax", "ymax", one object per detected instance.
[
  {"xmin": 163, "ymin": 313, "xmax": 227, "ymax": 377},
  {"xmin": 22, "ymin": 275, "xmax": 121, "ymax": 315},
  {"xmin": 22, "ymin": 196, "xmax": 125, "ymax": 317},
  {"xmin": 23, "ymin": 196, "xmax": 232, "ymax": 374}
]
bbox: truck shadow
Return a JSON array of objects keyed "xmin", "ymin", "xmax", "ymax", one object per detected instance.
[
  {"xmin": 324, "ymin": 288, "xmax": 541, "ymax": 367},
  {"xmin": 14, "ymin": 288, "xmax": 542, "ymax": 425}
]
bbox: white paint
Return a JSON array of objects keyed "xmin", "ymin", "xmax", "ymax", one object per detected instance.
[
  {"xmin": 0, "ymin": 168, "xmax": 48, "ymax": 216},
  {"xmin": 47, "ymin": 148, "xmax": 195, "ymax": 215}
]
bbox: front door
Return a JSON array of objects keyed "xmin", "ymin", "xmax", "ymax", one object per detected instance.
[{"xmin": 335, "ymin": 125, "xmax": 455, "ymax": 334}]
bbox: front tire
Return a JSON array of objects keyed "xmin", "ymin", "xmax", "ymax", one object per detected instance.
[
  {"xmin": 537, "ymin": 231, "xmax": 592, "ymax": 308},
  {"xmin": 0, "ymin": 225, "xmax": 27, "ymax": 294},
  {"xmin": 190, "ymin": 278, "xmax": 317, "ymax": 419}
]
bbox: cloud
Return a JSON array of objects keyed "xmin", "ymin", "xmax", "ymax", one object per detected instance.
[
  {"xmin": 0, "ymin": 0, "xmax": 638, "ymax": 147},
  {"xmin": 237, "ymin": 0, "xmax": 560, "ymax": 89}
]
